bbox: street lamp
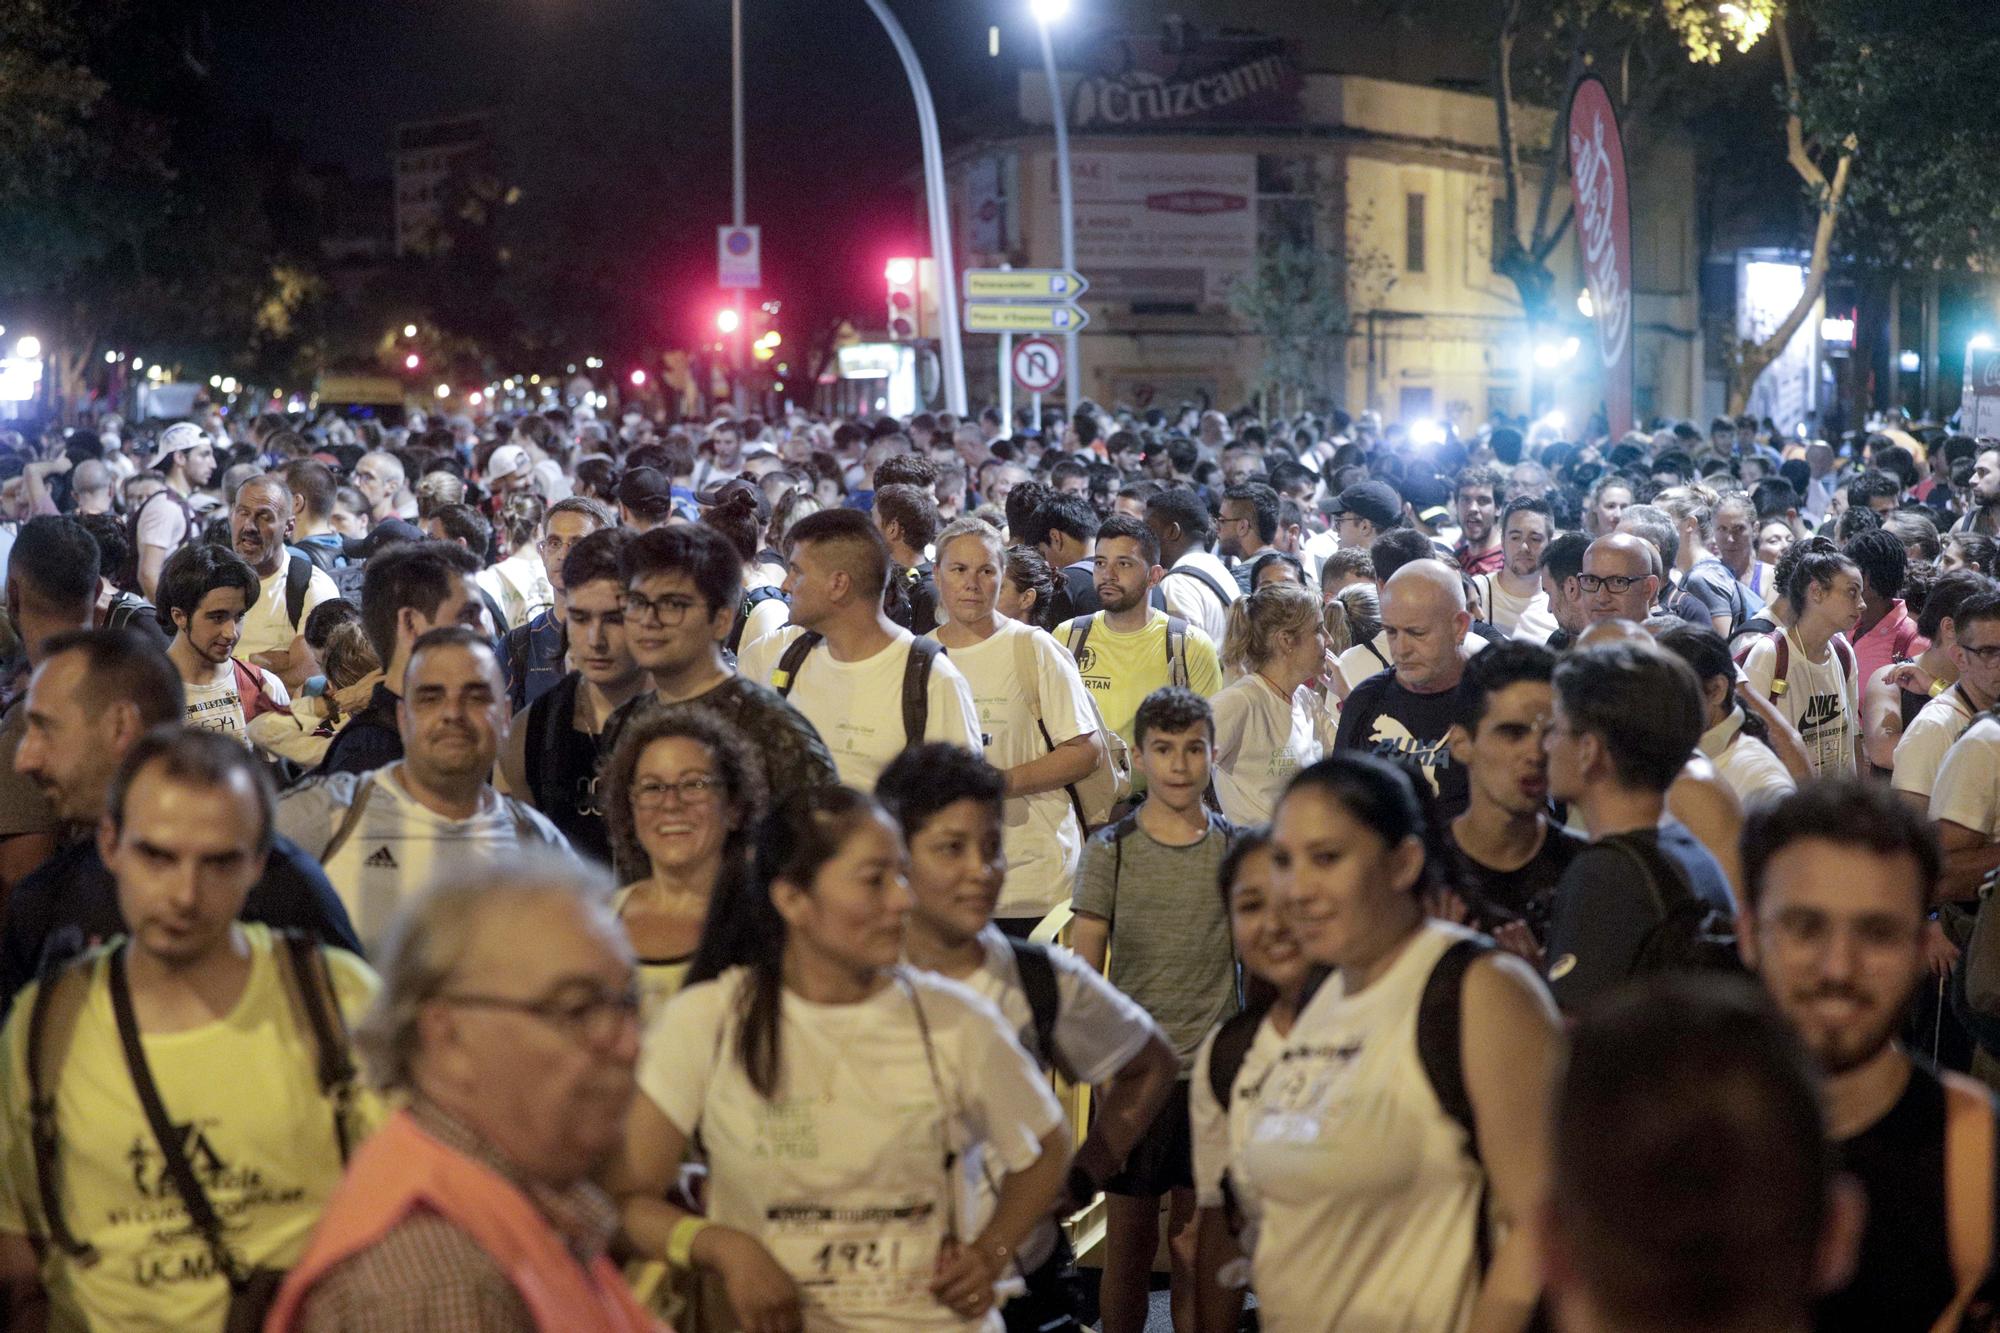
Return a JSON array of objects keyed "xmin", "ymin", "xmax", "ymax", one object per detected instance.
[{"xmin": 1031, "ymin": 0, "xmax": 1079, "ymax": 421}]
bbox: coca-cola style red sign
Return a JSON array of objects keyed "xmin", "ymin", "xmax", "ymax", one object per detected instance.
[{"xmin": 1566, "ymin": 75, "xmax": 1633, "ymax": 438}]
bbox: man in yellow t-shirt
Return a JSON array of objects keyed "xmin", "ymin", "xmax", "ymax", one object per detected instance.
[
  {"xmin": 1057, "ymin": 514, "xmax": 1224, "ymax": 753},
  {"xmin": 0, "ymin": 729, "xmax": 378, "ymax": 1332}
]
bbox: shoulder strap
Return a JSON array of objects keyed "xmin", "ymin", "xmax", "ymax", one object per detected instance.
[
  {"xmin": 1767, "ymin": 629, "xmax": 1791, "ymax": 702},
  {"xmin": 273, "ymin": 931, "xmax": 358, "ymax": 1163},
  {"xmin": 1013, "ymin": 625, "xmax": 1042, "ymax": 720},
  {"xmin": 1418, "ymin": 936, "xmax": 1493, "ymax": 1164},
  {"xmin": 319, "ymin": 771, "xmax": 379, "ymax": 863},
  {"xmin": 106, "ymin": 946, "xmax": 248, "ymax": 1288},
  {"xmin": 524, "ymin": 673, "xmax": 578, "ymax": 808},
  {"xmin": 771, "ymin": 630, "xmax": 824, "ymax": 698},
  {"xmin": 285, "ymin": 550, "xmax": 313, "ymax": 628},
  {"xmin": 903, "ymin": 637, "xmax": 941, "ymax": 747},
  {"xmin": 1207, "ymin": 1002, "xmax": 1269, "ymax": 1109},
  {"xmin": 1938, "ymin": 1071, "xmax": 1998, "ymax": 1333},
  {"xmin": 1832, "ymin": 633, "xmax": 1856, "ymax": 686},
  {"xmin": 1165, "ymin": 613, "xmax": 1191, "ymax": 689},
  {"xmin": 1005, "ymin": 938, "xmax": 1073, "ymax": 1082},
  {"xmin": 26, "ymin": 957, "xmax": 99, "ymax": 1263},
  {"xmin": 1165, "ymin": 564, "xmax": 1232, "ymax": 609},
  {"xmin": 1065, "ymin": 613, "xmax": 1096, "ymax": 662}
]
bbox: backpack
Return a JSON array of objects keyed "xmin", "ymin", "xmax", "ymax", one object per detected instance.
[
  {"xmin": 728, "ymin": 584, "xmax": 790, "ymax": 655},
  {"xmin": 126, "ymin": 487, "xmax": 193, "ymax": 565},
  {"xmin": 1062, "ymin": 610, "xmax": 1193, "ymax": 692},
  {"xmin": 1013, "ymin": 625, "xmax": 1131, "ymax": 831},
  {"xmin": 1601, "ymin": 832, "xmax": 1744, "ymax": 975},
  {"xmin": 773, "ymin": 631, "xmax": 940, "ymax": 749},
  {"xmin": 281, "ymin": 547, "xmax": 315, "ymax": 630},
  {"xmin": 24, "ymin": 931, "xmax": 358, "ymax": 1265},
  {"xmin": 1006, "ymin": 937, "xmax": 1078, "ymax": 1083}
]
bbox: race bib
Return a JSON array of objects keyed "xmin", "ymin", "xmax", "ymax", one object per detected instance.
[{"xmin": 765, "ymin": 1198, "xmax": 946, "ymax": 1315}]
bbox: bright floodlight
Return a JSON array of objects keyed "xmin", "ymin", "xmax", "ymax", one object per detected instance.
[
  {"xmin": 1972, "ymin": 334, "xmax": 1995, "ymax": 352},
  {"xmin": 1409, "ymin": 418, "xmax": 1445, "ymax": 449},
  {"xmin": 716, "ymin": 308, "xmax": 742, "ymax": 335},
  {"xmin": 403, "ymin": 323, "xmax": 418, "ymax": 338},
  {"xmin": 630, "ymin": 369, "xmax": 647, "ymax": 387},
  {"xmin": 1030, "ymin": 0, "xmax": 1070, "ymax": 23},
  {"xmin": 14, "ymin": 336, "xmax": 40, "ymax": 360}
]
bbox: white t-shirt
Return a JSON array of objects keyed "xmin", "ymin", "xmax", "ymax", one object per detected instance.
[
  {"xmin": 1190, "ymin": 1014, "xmax": 1285, "ymax": 1251},
  {"xmin": 1160, "ymin": 551, "xmax": 1237, "ymax": 646},
  {"xmin": 1699, "ymin": 709, "xmax": 1795, "ymax": 810},
  {"xmin": 275, "ymin": 763, "xmax": 573, "ymax": 953},
  {"xmin": 1238, "ymin": 922, "xmax": 1485, "ymax": 1332},
  {"xmin": 1739, "ymin": 630, "xmax": 1858, "ymax": 780},
  {"xmin": 134, "ymin": 488, "xmax": 191, "ymax": 560},
  {"xmin": 1211, "ymin": 674, "xmax": 1330, "ymax": 826},
  {"xmin": 237, "ymin": 548, "xmax": 340, "ymax": 661},
  {"xmin": 951, "ymin": 925, "xmax": 1159, "ymax": 1269},
  {"xmin": 1930, "ymin": 715, "xmax": 2000, "ymax": 839},
  {"xmin": 939, "ymin": 621, "xmax": 1097, "ymax": 919},
  {"xmin": 639, "ymin": 966, "xmax": 1064, "ymax": 1332},
  {"xmin": 1468, "ymin": 573, "xmax": 1547, "ymax": 635},
  {"xmin": 1893, "ymin": 685, "xmax": 1981, "ymax": 804},
  {"xmin": 477, "ymin": 550, "xmax": 555, "ymax": 632},
  {"xmin": 182, "ymin": 663, "xmax": 289, "ymax": 746},
  {"xmin": 741, "ymin": 626, "xmax": 983, "ymax": 790},
  {"xmin": 741, "ymin": 575, "xmax": 792, "ymax": 652}
]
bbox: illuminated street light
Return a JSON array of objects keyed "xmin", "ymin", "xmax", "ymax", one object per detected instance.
[
  {"xmin": 435, "ymin": 383, "xmax": 451, "ymax": 398},
  {"xmin": 468, "ymin": 391, "xmax": 483, "ymax": 406},
  {"xmin": 1899, "ymin": 350, "xmax": 1922, "ymax": 373},
  {"xmin": 220, "ymin": 377, "xmax": 238, "ymax": 394},
  {"xmin": 1029, "ymin": 0, "xmax": 1070, "ymax": 21},
  {"xmin": 104, "ymin": 350, "xmax": 118, "ymax": 364},
  {"xmin": 716, "ymin": 308, "xmax": 742, "ymax": 335},
  {"xmin": 630, "ymin": 369, "xmax": 648, "ymax": 387},
  {"xmin": 1972, "ymin": 334, "xmax": 1995, "ymax": 352},
  {"xmin": 403, "ymin": 323, "xmax": 418, "ymax": 338},
  {"xmin": 404, "ymin": 353, "xmax": 421, "ymax": 370},
  {"xmin": 1577, "ymin": 288, "xmax": 1595, "ymax": 318},
  {"xmin": 1533, "ymin": 343, "xmax": 1564, "ymax": 369},
  {"xmin": 15, "ymin": 336, "xmax": 41, "ymax": 360}
]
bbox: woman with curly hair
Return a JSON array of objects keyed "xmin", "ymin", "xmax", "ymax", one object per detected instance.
[{"xmin": 604, "ymin": 703, "xmax": 769, "ymax": 1018}]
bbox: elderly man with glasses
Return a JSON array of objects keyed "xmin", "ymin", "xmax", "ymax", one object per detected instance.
[
  {"xmin": 267, "ymin": 851, "xmax": 659, "ymax": 1333},
  {"xmin": 1578, "ymin": 533, "xmax": 1663, "ymax": 629}
]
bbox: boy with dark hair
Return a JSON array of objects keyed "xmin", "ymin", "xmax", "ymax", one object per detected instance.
[
  {"xmin": 1068, "ymin": 687, "xmax": 1237, "ymax": 1333},
  {"xmin": 879, "ymin": 744, "xmax": 1178, "ymax": 1333},
  {"xmin": 872, "ymin": 481, "xmax": 941, "ymax": 633},
  {"xmin": 1145, "ymin": 486, "xmax": 1236, "ymax": 643},
  {"xmin": 1022, "ymin": 492, "xmax": 1102, "ymax": 622},
  {"xmin": 156, "ymin": 541, "xmax": 291, "ymax": 746},
  {"xmin": 1219, "ymin": 482, "xmax": 1282, "ymax": 592},
  {"xmin": 1439, "ymin": 641, "xmax": 1580, "ymax": 958},
  {"xmin": 1845, "ymin": 527, "xmax": 1921, "ymax": 683},
  {"xmin": 1451, "ymin": 463, "xmax": 1509, "ymax": 576}
]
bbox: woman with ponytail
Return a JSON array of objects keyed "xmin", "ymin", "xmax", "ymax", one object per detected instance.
[
  {"xmin": 611, "ymin": 788, "xmax": 1071, "ymax": 1333},
  {"xmin": 704, "ymin": 479, "xmax": 792, "ymax": 655},
  {"xmin": 1209, "ymin": 581, "xmax": 1335, "ymax": 824}
]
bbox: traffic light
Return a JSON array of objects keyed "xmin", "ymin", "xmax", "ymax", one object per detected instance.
[
  {"xmin": 886, "ymin": 258, "xmax": 919, "ymax": 339},
  {"xmin": 716, "ymin": 307, "xmax": 741, "ymax": 336}
]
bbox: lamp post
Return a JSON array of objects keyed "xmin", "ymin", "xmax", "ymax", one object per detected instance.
[
  {"xmin": 1031, "ymin": 0, "xmax": 1078, "ymax": 423},
  {"xmin": 860, "ymin": 0, "xmax": 967, "ymax": 417},
  {"xmin": 730, "ymin": 0, "xmax": 747, "ymax": 410}
]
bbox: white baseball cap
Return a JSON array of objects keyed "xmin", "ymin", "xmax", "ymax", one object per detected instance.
[
  {"xmin": 485, "ymin": 443, "xmax": 531, "ymax": 483},
  {"xmin": 148, "ymin": 421, "xmax": 209, "ymax": 469}
]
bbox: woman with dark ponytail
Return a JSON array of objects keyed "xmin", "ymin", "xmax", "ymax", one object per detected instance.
[
  {"xmin": 612, "ymin": 788, "xmax": 1071, "ymax": 1333},
  {"xmin": 703, "ymin": 479, "xmax": 791, "ymax": 654}
]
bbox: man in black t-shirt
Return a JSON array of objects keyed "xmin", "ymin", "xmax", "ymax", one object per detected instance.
[
  {"xmin": 1740, "ymin": 781, "xmax": 2000, "ymax": 1332},
  {"xmin": 1334, "ymin": 558, "xmax": 1472, "ymax": 818},
  {"xmin": 1437, "ymin": 640, "xmax": 1581, "ymax": 961}
]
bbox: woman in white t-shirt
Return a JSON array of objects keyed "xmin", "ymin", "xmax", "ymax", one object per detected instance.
[
  {"xmin": 1241, "ymin": 754, "xmax": 1561, "ymax": 1333},
  {"xmin": 603, "ymin": 704, "xmax": 770, "ymax": 1023},
  {"xmin": 1211, "ymin": 582, "xmax": 1335, "ymax": 825},
  {"xmin": 1189, "ymin": 830, "xmax": 1319, "ymax": 1333},
  {"xmin": 611, "ymin": 787, "xmax": 1069, "ymax": 1333},
  {"xmin": 931, "ymin": 518, "xmax": 1105, "ymax": 930}
]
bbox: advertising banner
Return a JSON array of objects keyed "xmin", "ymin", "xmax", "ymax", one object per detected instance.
[{"xmin": 1566, "ymin": 75, "xmax": 1633, "ymax": 437}]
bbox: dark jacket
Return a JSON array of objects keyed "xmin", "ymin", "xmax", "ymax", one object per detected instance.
[{"xmin": 315, "ymin": 681, "xmax": 403, "ymax": 777}]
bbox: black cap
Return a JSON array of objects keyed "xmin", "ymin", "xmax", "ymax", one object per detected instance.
[
  {"xmin": 345, "ymin": 517, "xmax": 427, "ymax": 562},
  {"xmin": 1397, "ymin": 474, "xmax": 1453, "ymax": 525},
  {"xmin": 1320, "ymin": 479, "xmax": 1403, "ymax": 528}
]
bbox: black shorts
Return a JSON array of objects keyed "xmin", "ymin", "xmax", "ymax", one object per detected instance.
[{"xmin": 1103, "ymin": 1078, "xmax": 1193, "ymax": 1198}]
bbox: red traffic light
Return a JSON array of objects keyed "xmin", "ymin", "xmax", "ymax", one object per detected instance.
[{"xmin": 716, "ymin": 308, "xmax": 742, "ymax": 335}]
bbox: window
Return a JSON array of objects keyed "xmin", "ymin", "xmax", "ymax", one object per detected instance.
[{"xmin": 1405, "ymin": 193, "xmax": 1426, "ymax": 273}]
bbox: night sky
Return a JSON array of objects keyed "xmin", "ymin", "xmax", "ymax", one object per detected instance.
[{"xmin": 207, "ymin": 0, "xmax": 1024, "ymax": 353}]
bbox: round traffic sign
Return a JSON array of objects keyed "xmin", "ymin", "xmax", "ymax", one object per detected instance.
[
  {"xmin": 1012, "ymin": 337, "xmax": 1063, "ymax": 394},
  {"xmin": 724, "ymin": 229, "xmax": 754, "ymax": 256}
]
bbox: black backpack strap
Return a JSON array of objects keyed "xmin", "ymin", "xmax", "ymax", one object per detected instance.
[
  {"xmin": 1165, "ymin": 564, "xmax": 1232, "ymax": 610},
  {"xmin": 1206, "ymin": 1003, "xmax": 1269, "ymax": 1109},
  {"xmin": 1005, "ymin": 938, "xmax": 1074, "ymax": 1082},
  {"xmin": 771, "ymin": 630, "xmax": 824, "ymax": 698},
  {"xmin": 523, "ymin": 673, "xmax": 578, "ymax": 813},
  {"xmin": 1065, "ymin": 613, "xmax": 1095, "ymax": 662},
  {"xmin": 903, "ymin": 637, "xmax": 941, "ymax": 747},
  {"xmin": 26, "ymin": 956, "xmax": 99, "ymax": 1264},
  {"xmin": 273, "ymin": 931, "xmax": 358, "ymax": 1163},
  {"xmin": 284, "ymin": 549, "xmax": 313, "ymax": 628},
  {"xmin": 1418, "ymin": 936, "xmax": 1494, "ymax": 1163}
]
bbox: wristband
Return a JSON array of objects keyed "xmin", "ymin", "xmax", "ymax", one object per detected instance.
[{"xmin": 667, "ymin": 1215, "xmax": 712, "ymax": 1269}]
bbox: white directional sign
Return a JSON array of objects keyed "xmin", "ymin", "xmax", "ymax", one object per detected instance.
[
  {"xmin": 964, "ymin": 268, "xmax": 1090, "ymax": 302},
  {"xmin": 1011, "ymin": 338, "xmax": 1063, "ymax": 394},
  {"xmin": 964, "ymin": 302, "xmax": 1090, "ymax": 334},
  {"xmin": 717, "ymin": 225, "xmax": 761, "ymax": 289}
]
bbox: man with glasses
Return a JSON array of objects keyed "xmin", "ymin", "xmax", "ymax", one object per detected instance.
[
  {"xmin": 601, "ymin": 524, "xmax": 838, "ymax": 794},
  {"xmin": 501, "ymin": 497, "xmax": 617, "ymax": 713},
  {"xmin": 1576, "ymin": 533, "xmax": 1661, "ymax": 629},
  {"xmin": 268, "ymin": 852, "xmax": 657, "ymax": 1332},
  {"xmin": 0, "ymin": 729, "xmax": 378, "ymax": 1331},
  {"xmin": 1896, "ymin": 585, "xmax": 2000, "ymax": 819},
  {"xmin": 280, "ymin": 628, "xmax": 571, "ymax": 954},
  {"xmin": 1737, "ymin": 781, "xmax": 1998, "ymax": 1331}
]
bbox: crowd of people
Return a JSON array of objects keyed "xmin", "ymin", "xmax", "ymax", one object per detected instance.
[{"xmin": 0, "ymin": 396, "xmax": 1991, "ymax": 1332}]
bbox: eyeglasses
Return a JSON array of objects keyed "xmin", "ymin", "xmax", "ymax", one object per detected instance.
[
  {"xmin": 632, "ymin": 775, "xmax": 723, "ymax": 807},
  {"xmin": 621, "ymin": 590, "xmax": 702, "ymax": 626},
  {"xmin": 1575, "ymin": 573, "xmax": 1646, "ymax": 595},
  {"xmin": 1960, "ymin": 641, "xmax": 2000, "ymax": 664},
  {"xmin": 439, "ymin": 981, "xmax": 643, "ymax": 1049}
]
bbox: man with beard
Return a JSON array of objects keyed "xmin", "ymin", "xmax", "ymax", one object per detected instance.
[
  {"xmin": 1739, "ymin": 781, "xmax": 1999, "ymax": 1331},
  {"xmin": 1056, "ymin": 514, "xmax": 1224, "ymax": 757},
  {"xmin": 278, "ymin": 628, "xmax": 571, "ymax": 954},
  {"xmin": 134, "ymin": 421, "xmax": 216, "ymax": 599},
  {"xmin": 156, "ymin": 542, "xmax": 292, "ymax": 747},
  {"xmin": 1452, "ymin": 464, "xmax": 1507, "ymax": 576},
  {"xmin": 231, "ymin": 475, "xmax": 337, "ymax": 690},
  {"xmin": 1952, "ymin": 446, "xmax": 2000, "ymax": 538},
  {"xmin": 1471, "ymin": 497, "xmax": 1554, "ymax": 635}
]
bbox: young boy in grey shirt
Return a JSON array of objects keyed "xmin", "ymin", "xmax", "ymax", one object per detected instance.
[{"xmin": 1071, "ymin": 685, "xmax": 1238, "ymax": 1333}]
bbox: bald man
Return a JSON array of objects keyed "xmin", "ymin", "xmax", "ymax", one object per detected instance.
[
  {"xmin": 232, "ymin": 475, "xmax": 338, "ymax": 679},
  {"xmin": 351, "ymin": 451, "xmax": 406, "ymax": 524},
  {"xmin": 1579, "ymin": 534, "xmax": 1661, "ymax": 628},
  {"xmin": 1334, "ymin": 558, "xmax": 1475, "ymax": 817}
]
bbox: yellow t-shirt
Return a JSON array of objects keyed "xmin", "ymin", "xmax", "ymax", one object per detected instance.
[
  {"xmin": 1057, "ymin": 608, "xmax": 1224, "ymax": 751},
  {"xmin": 0, "ymin": 924, "xmax": 381, "ymax": 1333}
]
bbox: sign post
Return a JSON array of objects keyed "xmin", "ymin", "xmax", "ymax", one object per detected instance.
[
  {"xmin": 998, "ymin": 332, "xmax": 1013, "ymax": 438},
  {"xmin": 717, "ymin": 225, "xmax": 761, "ymax": 289},
  {"xmin": 1566, "ymin": 75, "xmax": 1633, "ymax": 438}
]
